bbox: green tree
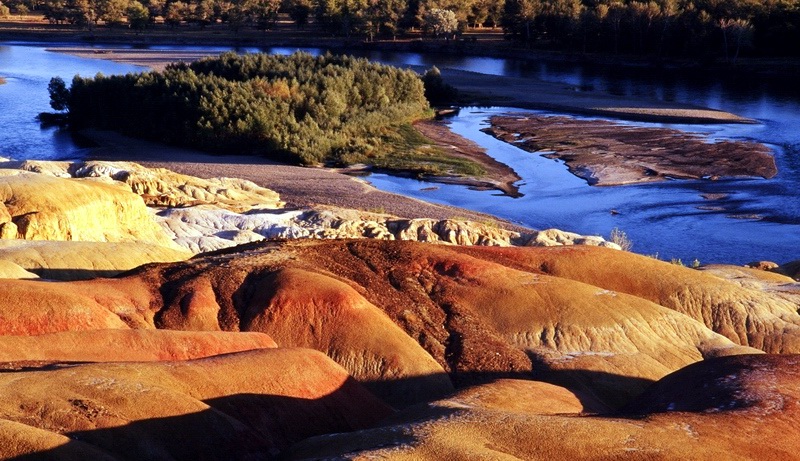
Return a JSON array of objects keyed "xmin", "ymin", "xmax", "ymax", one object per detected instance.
[
  {"xmin": 191, "ymin": 0, "xmax": 215, "ymax": 26},
  {"xmin": 42, "ymin": 0, "xmax": 69, "ymax": 24},
  {"xmin": 126, "ymin": 0, "xmax": 149, "ymax": 28},
  {"xmin": 141, "ymin": 0, "xmax": 164, "ymax": 20},
  {"xmin": 360, "ymin": 0, "xmax": 406, "ymax": 39},
  {"xmin": 719, "ymin": 17, "xmax": 753, "ymax": 63},
  {"xmin": 424, "ymin": 7, "xmax": 457, "ymax": 37},
  {"xmin": 164, "ymin": 0, "xmax": 188, "ymax": 25},
  {"xmin": 249, "ymin": 0, "xmax": 282, "ymax": 29},
  {"xmin": 503, "ymin": 0, "xmax": 540, "ymax": 42},
  {"xmin": 98, "ymin": 0, "xmax": 130, "ymax": 25},
  {"xmin": 47, "ymin": 76, "xmax": 70, "ymax": 111},
  {"xmin": 66, "ymin": 0, "xmax": 98, "ymax": 28},
  {"xmin": 422, "ymin": 66, "xmax": 458, "ymax": 104},
  {"xmin": 285, "ymin": 0, "xmax": 311, "ymax": 27}
]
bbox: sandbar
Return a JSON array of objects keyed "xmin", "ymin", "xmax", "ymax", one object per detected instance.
[{"xmin": 485, "ymin": 114, "xmax": 776, "ymax": 186}]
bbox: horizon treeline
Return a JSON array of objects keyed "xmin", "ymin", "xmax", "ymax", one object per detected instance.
[
  {"xmin": 4, "ymin": 0, "xmax": 800, "ymax": 57},
  {"xmin": 64, "ymin": 52, "xmax": 432, "ymax": 166}
]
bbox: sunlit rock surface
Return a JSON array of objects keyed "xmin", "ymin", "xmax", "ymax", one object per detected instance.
[
  {"xmin": 0, "ymin": 349, "xmax": 390, "ymax": 459},
  {"xmin": 289, "ymin": 355, "xmax": 800, "ymax": 460},
  {"xmin": 0, "ymin": 240, "xmax": 190, "ymax": 280}
]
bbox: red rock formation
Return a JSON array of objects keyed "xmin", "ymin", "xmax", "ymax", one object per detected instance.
[
  {"xmin": 289, "ymin": 355, "xmax": 800, "ymax": 460},
  {"xmin": 0, "ymin": 348, "xmax": 391, "ymax": 459},
  {"xmin": 3, "ymin": 240, "xmax": 796, "ymax": 409},
  {"xmin": 0, "ymin": 329, "xmax": 277, "ymax": 365}
]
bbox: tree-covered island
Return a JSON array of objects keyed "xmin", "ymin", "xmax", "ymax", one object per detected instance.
[{"xmin": 53, "ymin": 51, "xmax": 481, "ymax": 177}]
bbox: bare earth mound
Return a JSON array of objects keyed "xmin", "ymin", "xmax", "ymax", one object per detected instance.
[
  {"xmin": 463, "ymin": 245, "xmax": 800, "ymax": 354},
  {"xmin": 3, "ymin": 239, "xmax": 788, "ymax": 410},
  {"xmin": 0, "ymin": 329, "xmax": 277, "ymax": 366},
  {"xmin": 485, "ymin": 114, "xmax": 776, "ymax": 185},
  {"xmin": 289, "ymin": 354, "xmax": 800, "ymax": 460},
  {"xmin": 0, "ymin": 348, "xmax": 391, "ymax": 459}
]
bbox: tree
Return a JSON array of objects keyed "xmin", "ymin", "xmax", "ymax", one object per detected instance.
[
  {"xmin": 141, "ymin": 0, "xmax": 164, "ymax": 21},
  {"xmin": 126, "ymin": 0, "xmax": 149, "ymax": 29},
  {"xmin": 249, "ymin": 0, "xmax": 282, "ymax": 30},
  {"xmin": 42, "ymin": 0, "xmax": 69, "ymax": 24},
  {"xmin": 191, "ymin": 0, "xmax": 215, "ymax": 26},
  {"xmin": 469, "ymin": 0, "xmax": 503, "ymax": 27},
  {"xmin": 285, "ymin": 0, "xmax": 311, "ymax": 27},
  {"xmin": 164, "ymin": 0, "xmax": 188, "ymax": 25},
  {"xmin": 719, "ymin": 17, "xmax": 753, "ymax": 63},
  {"xmin": 424, "ymin": 7, "xmax": 457, "ymax": 37},
  {"xmin": 360, "ymin": 0, "xmax": 407, "ymax": 39},
  {"xmin": 66, "ymin": 0, "xmax": 99, "ymax": 28},
  {"xmin": 48, "ymin": 77, "xmax": 70, "ymax": 112},
  {"xmin": 422, "ymin": 66, "xmax": 458, "ymax": 104},
  {"xmin": 604, "ymin": 0, "xmax": 625, "ymax": 53},
  {"xmin": 503, "ymin": 0, "xmax": 540, "ymax": 42},
  {"xmin": 98, "ymin": 0, "xmax": 130, "ymax": 25}
]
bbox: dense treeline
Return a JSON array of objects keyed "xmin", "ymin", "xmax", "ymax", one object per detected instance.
[
  {"xmin": 4, "ymin": 0, "xmax": 799, "ymax": 57},
  {"xmin": 65, "ymin": 52, "xmax": 434, "ymax": 166},
  {"xmin": 503, "ymin": 0, "xmax": 800, "ymax": 58}
]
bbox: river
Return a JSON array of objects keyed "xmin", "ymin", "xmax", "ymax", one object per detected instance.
[{"xmin": 1, "ymin": 42, "xmax": 799, "ymax": 264}]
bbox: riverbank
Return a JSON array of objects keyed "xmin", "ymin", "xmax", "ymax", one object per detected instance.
[
  {"xmin": 4, "ymin": 14, "xmax": 800, "ymax": 78},
  {"xmin": 83, "ymin": 129, "xmax": 527, "ymax": 230},
  {"xmin": 47, "ymin": 43, "xmax": 769, "ymax": 205}
]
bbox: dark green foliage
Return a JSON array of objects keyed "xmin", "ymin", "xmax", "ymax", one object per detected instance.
[
  {"xmin": 422, "ymin": 66, "xmax": 458, "ymax": 105},
  {"xmin": 65, "ymin": 52, "xmax": 431, "ymax": 166},
  {"xmin": 47, "ymin": 76, "xmax": 70, "ymax": 111}
]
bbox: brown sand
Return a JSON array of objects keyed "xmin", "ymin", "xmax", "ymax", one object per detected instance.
[
  {"xmin": 486, "ymin": 114, "xmax": 776, "ymax": 185},
  {"xmin": 85, "ymin": 129, "xmax": 524, "ymax": 229}
]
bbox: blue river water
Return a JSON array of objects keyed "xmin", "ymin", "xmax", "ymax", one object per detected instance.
[{"xmin": 1, "ymin": 42, "xmax": 799, "ymax": 264}]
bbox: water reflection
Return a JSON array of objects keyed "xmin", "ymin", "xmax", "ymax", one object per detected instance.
[{"xmin": 0, "ymin": 45, "xmax": 142, "ymax": 160}]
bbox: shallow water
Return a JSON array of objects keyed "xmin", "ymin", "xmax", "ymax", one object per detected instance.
[
  {"xmin": 369, "ymin": 107, "xmax": 800, "ymax": 264},
  {"xmin": 0, "ymin": 44, "xmax": 143, "ymax": 160},
  {"xmin": 2, "ymin": 43, "xmax": 799, "ymax": 264}
]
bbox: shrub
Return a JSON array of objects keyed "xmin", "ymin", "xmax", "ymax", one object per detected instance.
[
  {"xmin": 422, "ymin": 66, "xmax": 459, "ymax": 106},
  {"xmin": 609, "ymin": 227, "xmax": 633, "ymax": 251}
]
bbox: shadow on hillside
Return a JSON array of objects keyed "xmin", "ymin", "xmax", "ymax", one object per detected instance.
[
  {"xmin": 363, "ymin": 368, "xmax": 654, "ymax": 414},
  {"xmin": 7, "ymin": 381, "xmax": 392, "ymax": 460},
  {"xmin": 23, "ymin": 268, "xmax": 131, "ymax": 281},
  {"xmin": 5, "ymin": 368, "xmax": 655, "ymax": 460}
]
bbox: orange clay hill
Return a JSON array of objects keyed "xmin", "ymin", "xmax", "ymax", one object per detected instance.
[
  {"xmin": 287, "ymin": 354, "xmax": 800, "ymax": 460},
  {"xmin": 1, "ymin": 239, "xmax": 799, "ymax": 458}
]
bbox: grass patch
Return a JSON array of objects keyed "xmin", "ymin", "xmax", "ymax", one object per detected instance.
[{"xmin": 372, "ymin": 123, "xmax": 486, "ymax": 177}]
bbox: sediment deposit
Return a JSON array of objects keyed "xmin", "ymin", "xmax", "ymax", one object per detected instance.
[{"xmin": 485, "ymin": 114, "xmax": 777, "ymax": 185}]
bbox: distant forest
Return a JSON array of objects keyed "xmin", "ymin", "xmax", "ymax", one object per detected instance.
[{"xmin": 2, "ymin": 0, "xmax": 799, "ymax": 58}]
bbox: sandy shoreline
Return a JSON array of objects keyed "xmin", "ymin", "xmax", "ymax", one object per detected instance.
[{"xmin": 84, "ymin": 129, "xmax": 527, "ymax": 230}]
